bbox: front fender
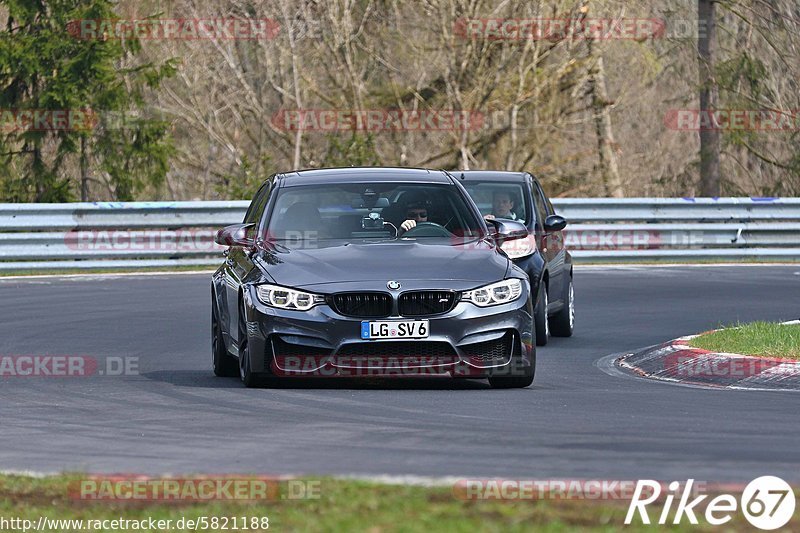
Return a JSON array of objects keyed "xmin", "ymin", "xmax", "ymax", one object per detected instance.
[{"xmin": 513, "ymin": 251, "xmax": 545, "ymax": 296}]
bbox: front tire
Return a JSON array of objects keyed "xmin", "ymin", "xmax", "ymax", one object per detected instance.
[
  {"xmin": 549, "ymin": 276, "xmax": 574, "ymax": 337},
  {"xmin": 534, "ymin": 281, "xmax": 549, "ymax": 346},
  {"xmin": 238, "ymin": 300, "xmax": 264, "ymax": 388},
  {"xmin": 488, "ymin": 364, "xmax": 535, "ymax": 389},
  {"xmin": 212, "ymin": 294, "xmax": 238, "ymax": 377}
]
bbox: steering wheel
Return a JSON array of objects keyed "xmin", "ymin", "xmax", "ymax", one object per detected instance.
[{"xmin": 402, "ymin": 222, "xmax": 452, "ymax": 238}]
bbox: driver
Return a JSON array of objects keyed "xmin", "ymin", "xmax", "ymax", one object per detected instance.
[
  {"xmin": 484, "ymin": 190, "xmax": 518, "ymax": 221},
  {"xmin": 393, "ymin": 191, "xmax": 435, "ymax": 235},
  {"xmin": 399, "ymin": 201, "xmax": 429, "ymax": 234}
]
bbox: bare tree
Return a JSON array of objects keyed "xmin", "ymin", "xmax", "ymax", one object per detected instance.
[
  {"xmin": 698, "ymin": 0, "xmax": 720, "ymax": 196},
  {"xmin": 112, "ymin": 0, "xmax": 800, "ymax": 200}
]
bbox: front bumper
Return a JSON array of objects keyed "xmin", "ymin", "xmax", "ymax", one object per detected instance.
[{"xmin": 241, "ymin": 282, "xmax": 534, "ymax": 378}]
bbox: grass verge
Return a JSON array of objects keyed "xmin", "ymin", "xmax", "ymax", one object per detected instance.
[
  {"xmin": 0, "ymin": 474, "xmax": 770, "ymax": 532},
  {"xmin": 689, "ymin": 321, "xmax": 800, "ymax": 360}
]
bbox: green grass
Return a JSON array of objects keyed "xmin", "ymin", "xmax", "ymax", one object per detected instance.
[
  {"xmin": 690, "ymin": 321, "xmax": 800, "ymax": 359},
  {"xmin": 0, "ymin": 474, "xmax": 764, "ymax": 532}
]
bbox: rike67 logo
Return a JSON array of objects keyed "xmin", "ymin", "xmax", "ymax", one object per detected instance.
[{"xmin": 626, "ymin": 476, "xmax": 795, "ymax": 530}]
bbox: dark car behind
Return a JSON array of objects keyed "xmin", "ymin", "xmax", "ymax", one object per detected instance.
[{"xmin": 459, "ymin": 171, "xmax": 574, "ymax": 346}]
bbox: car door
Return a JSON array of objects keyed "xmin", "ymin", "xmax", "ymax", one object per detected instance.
[
  {"xmin": 533, "ymin": 178, "xmax": 566, "ymax": 300},
  {"xmin": 525, "ymin": 176, "xmax": 546, "ymax": 256},
  {"xmin": 223, "ymin": 182, "xmax": 272, "ymax": 351}
]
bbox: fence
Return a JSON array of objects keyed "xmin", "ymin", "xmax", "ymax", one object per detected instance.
[{"xmin": 0, "ymin": 198, "xmax": 798, "ymax": 270}]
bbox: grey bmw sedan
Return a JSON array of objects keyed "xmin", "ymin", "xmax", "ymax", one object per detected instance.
[{"xmin": 211, "ymin": 167, "xmax": 536, "ymax": 388}]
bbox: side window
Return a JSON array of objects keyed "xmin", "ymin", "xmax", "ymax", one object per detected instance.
[
  {"xmin": 545, "ymin": 195, "xmax": 556, "ymax": 216},
  {"xmin": 531, "ymin": 183, "xmax": 547, "ymax": 229},
  {"xmin": 243, "ymin": 182, "xmax": 271, "ymax": 224},
  {"xmin": 532, "ymin": 177, "xmax": 556, "ymax": 216}
]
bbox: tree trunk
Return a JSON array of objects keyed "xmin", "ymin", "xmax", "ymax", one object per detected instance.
[
  {"xmin": 279, "ymin": 0, "xmax": 303, "ymax": 169},
  {"xmin": 80, "ymin": 136, "xmax": 89, "ymax": 202},
  {"xmin": 587, "ymin": 42, "xmax": 624, "ymax": 198},
  {"xmin": 698, "ymin": 0, "xmax": 720, "ymax": 196}
]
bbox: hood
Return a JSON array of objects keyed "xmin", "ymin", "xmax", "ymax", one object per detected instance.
[{"xmin": 255, "ymin": 238, "xmax": 510, "ymax": 290}]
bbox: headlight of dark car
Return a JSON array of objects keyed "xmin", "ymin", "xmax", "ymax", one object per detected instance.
[
  {"xmin": 501, "ymin": 235, "xmax": 536, "ymax": 259},
  {"xmin": 461, "ymin": 279, "xmax": 523, "ymax": 307},
  {"xmin": 256, "ymin": 284, "xmax": 325, "ymax": 311}
]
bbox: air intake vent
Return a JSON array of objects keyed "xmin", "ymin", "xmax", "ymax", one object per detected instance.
[{"xmin": 460, "ymin": 332, "xmax": 514, "ymax": 364}]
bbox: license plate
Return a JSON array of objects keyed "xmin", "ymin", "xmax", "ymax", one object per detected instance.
[{"xmin": 360, "ymin": 320, "xmax": 429, "ymax": 339}]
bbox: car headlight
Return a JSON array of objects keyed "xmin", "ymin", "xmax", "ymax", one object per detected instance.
[
  {"xmin": 256, "ymin": 284, "xmax": 325, "ymax": 311},
  {"xmin": 501, "ymin": 235, "xmax": 536, "ymax": 259},
  {"xmin": 461, "ymin": 279, "xmax": 524, "ymax": 307}
]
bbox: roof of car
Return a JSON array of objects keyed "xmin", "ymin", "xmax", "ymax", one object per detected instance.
[
  {"xmin": 277, "ymin": 167, "xmax": 453, "ymax": 186},
  {"xmin": 455, "ymin": 170, "xmax": 530, "ymax": 182}
]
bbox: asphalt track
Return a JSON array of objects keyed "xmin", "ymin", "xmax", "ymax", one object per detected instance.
[{"xmin": 1, "ymin": 265, "xmax": 798, "ymax": 483}]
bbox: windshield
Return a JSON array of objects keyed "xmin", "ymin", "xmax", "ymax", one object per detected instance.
[
  {"xmin": 265, "ymin": 182, "xmax": 483, "ymax": 242},
  {"xmin": 461, "ymin": 181, "xmax": 529, "ymax": 225}
]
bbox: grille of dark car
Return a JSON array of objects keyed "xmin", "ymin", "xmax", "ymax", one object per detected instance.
[
  {"xmin": 334, "ymin": 341, "xmax": 458, "ymax": 363},
  {"xmin": 330, "ymin": 292, "xmax": 392, "ymax": 318},
  {"xmin": 398, "ymin": 291, "xmax": 457, "ymax": 317},
  {"xmin": 460, "ymin": 332, "xmax": 514, "ymax": 363}
]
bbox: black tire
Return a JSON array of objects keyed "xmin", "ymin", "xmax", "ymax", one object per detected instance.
[
  {"xmin": 549, "ymin": 276, "xmax": 574, "ymax": 337},
  {"xmin": 212, "ymin": 294, "xmax": 238, "ymax": 377},
  {"xmin": 488, "ymin": 364, "xmax": 535, "ymax": 388},
  {"xmin": 488, "ymin": 373, "xmax": 534, "ymax": 388},
  {"xmin": 534, "ymin": 281, "xmax": 549, "ymax": 346},
  {"xmin": 238, "ymin": 300, "xmax": 265, "ymax": 388}
]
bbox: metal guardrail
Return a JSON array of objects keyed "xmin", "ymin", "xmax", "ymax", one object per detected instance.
[
  {"xmin": 0, "ymin": 198, "xmax": 798, "ymax": 270},
  {"xmin": 554, "ymin": 198, "xmax": 800, "ymax": 222},
  {"xmin": 0, "ymin": 201, "xmax": 247, "ymax": 231}
]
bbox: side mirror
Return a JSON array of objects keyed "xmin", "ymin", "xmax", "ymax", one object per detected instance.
[
  {"xmin": 487, "ymin": 218, "xmax": 528, "ymax": 245},
  {"xmin": 543, "ymin": 215, "xmax": 567, "ymax": 232},
  {"xmin": 215, "ymin": 223, "xmax": 256, "ymax": 247}
]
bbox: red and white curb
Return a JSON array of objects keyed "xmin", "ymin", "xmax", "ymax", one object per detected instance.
[{"xmin": 609, "ymin": 321, "xmax": 800, "ymax": 392}]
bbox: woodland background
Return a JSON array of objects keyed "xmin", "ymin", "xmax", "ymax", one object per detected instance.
[{"xmin": 1, "ymin": 0, "xmax": 799, "ymax": 201}]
